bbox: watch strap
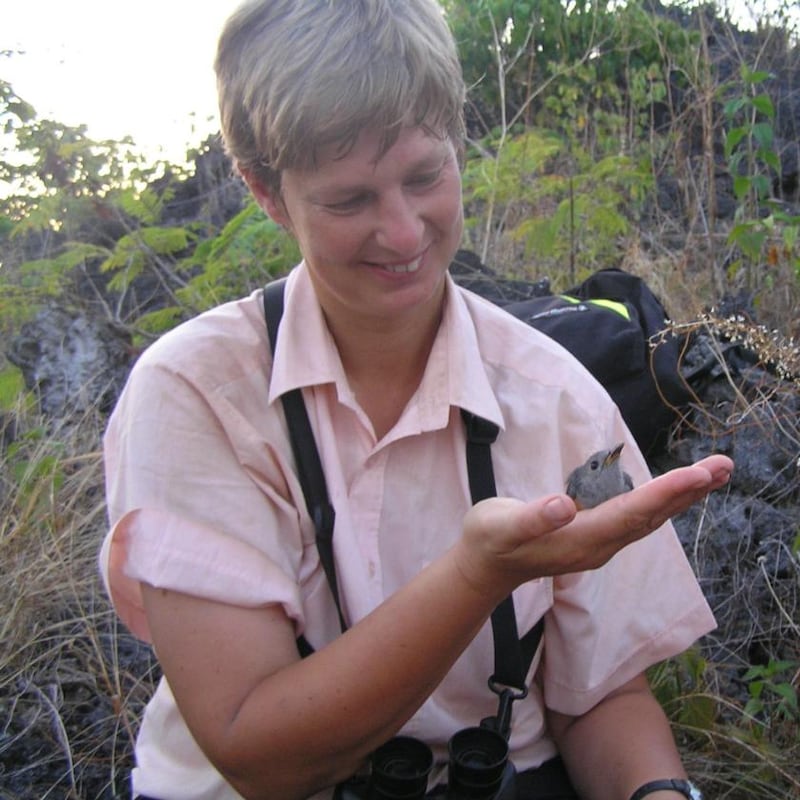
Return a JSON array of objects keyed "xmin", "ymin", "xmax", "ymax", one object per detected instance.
[{"xmin": 629, "ymin": 778, "xmax": 700, "ymax": 800}]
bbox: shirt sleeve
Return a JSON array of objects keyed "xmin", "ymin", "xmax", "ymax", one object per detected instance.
[
  {"xmin": 461, "ymin": 298, "xmax": 717, "ymax": 718},
  {"xmin": 99, "ymin": 331, "xmax": 313, "ymax": 643},
  {"xmin": 539, "ymin": 378, "xmax": 716, "ymax": 716},
  {"xmin": 541, "ymin": 523, "xmax": 716, "ymax": 715}
]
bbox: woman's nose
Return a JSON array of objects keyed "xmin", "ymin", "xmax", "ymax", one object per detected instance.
[{"xmin": 374, "ymin": 191, "xmax": 424, "ymax": 253}]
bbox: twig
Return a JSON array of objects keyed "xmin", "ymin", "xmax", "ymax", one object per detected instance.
[
  {"xmin": 757, "ymin": 555, "xmax": 800, "ymax": 638},
  {"xmin": 25, "ymin": 681, "xmax": 77, "ymax": 794}
]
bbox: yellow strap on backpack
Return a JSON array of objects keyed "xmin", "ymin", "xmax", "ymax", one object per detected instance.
[{"xmin": 559, "ymin": 294, "xmax": 631, "ymax": 321}]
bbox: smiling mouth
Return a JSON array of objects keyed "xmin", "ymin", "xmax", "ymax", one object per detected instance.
[
  {"xmin": 374, "ymin": 253, "xmax": 426, "ymax": 274},
  {"xmin": 383, "ymin": 259, "xmax": 420, "ymax": 274}
]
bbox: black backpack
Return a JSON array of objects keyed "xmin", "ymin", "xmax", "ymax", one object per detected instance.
[{"xmin": 497, "ymin": 268, "xmax": 690, "ymax": 458}]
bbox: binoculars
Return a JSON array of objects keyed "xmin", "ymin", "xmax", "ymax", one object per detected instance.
[{"xmin": 334, "ymin": 725, "xmax": 517, "ymax": 800}]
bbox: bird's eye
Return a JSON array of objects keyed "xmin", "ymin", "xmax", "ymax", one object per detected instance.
[{"xmin": 590, "ymin": 459, "xmax": 600, "ymax": 470}]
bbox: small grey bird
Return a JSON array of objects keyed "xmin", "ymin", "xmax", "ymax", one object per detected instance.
[{"xmin": 565, "ymin": 442, "xmax": 634, "ymax": 510}]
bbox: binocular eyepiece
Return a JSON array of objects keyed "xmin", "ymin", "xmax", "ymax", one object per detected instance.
[
  {"xmin": 335, "ymin": 726, "xmax": 516, "ymax": 800},
  {"xmin": 368, "ymin": 736, "xmax": 433, "ymax": 800},
  {"xmin": 448, "ymin": 727, "xmax": 514, "ymax": 799}
]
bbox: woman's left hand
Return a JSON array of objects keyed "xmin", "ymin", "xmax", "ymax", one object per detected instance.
[{"xmin": 456, "ymin": 454, "xmax": 733, "ymax": 598}]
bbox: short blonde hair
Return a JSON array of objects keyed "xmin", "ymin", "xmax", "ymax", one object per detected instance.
[{"xmin": 215, "ymin": 0, "xmax": 465, "ymax": 191}]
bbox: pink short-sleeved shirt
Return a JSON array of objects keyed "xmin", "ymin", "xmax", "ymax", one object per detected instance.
[{"xmin": 100, "ymin": 264, "xmax": 715, "ymax": 800}]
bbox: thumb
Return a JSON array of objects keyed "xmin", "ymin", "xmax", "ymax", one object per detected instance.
[
  {"xmin": 463, "ymin": 494, "xmax": 577, "ymax": 556},
  {"xmin": 457, "ymin": 494, "xmax": 578, "ymax": 598}
]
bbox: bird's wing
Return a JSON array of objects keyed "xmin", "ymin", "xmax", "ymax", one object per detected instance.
[{"xmin": 565, "ymin": 469, "xmax": 579, "ymax": 499}]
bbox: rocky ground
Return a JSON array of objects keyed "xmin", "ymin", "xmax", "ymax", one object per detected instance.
[
  {"xmin": 1, "ymin": 630, "xmax": 158, "ymax": 799},
  {"xmin": 2, "ymin": 263, "xmax": 799, "ymax": 799}
]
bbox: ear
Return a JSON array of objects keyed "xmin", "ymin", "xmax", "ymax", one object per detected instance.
[{"xmin": 240, "ymin": 168, "xmax": 292, "ymax": 229}]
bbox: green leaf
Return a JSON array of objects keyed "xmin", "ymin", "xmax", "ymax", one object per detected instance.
[
  {"xmin": 751, "ymin": 94, "xmax": 775, "ymax": 118},
  {"xmin": 729, "ymin": 223, "xmax": 767, "ymax": 260},
  {"xmin": 723, "ymin": 97, "xmax": 747, "ymax": 118},
  {"xmin": 138, "ymin": 225, "xmax": 191, "ymax": 255},
  {"xmin": 0, "ymin": 365, "xmax": 26, "ymax": 410},
  {"xmin": 748, "ymin": 680, "xmax": 765, "ymax": 700},
  {"xmin": 136, "ymin": 306, "xmax": 184, "ymax": 335},
  {"xmin": 101, "ymin": 226, "xmax": 191, "ymax": 278},
  {"xmin": 743, "ymin": 697, "xmax": 764, "ymax": 718},
  {"xmin": 678, "ymin": 693, "xmax": 716, "ymax": 730},
  {"xmin": 117, "ymin": 187, "xmax": 163, "ymax": 225},
  {"xmin": 752, "ymin": 174, "xmax": 771, "ymax": 200},
  {"xmin": 742, "ymin": 664, "xmax": 765, "ymax": 681},
  {"xmin": 740, "ymin": 66, "xmax": 771, "ymax": 85},
  {"xmin": 773, "ymin": 683, "xmax": 798, "ymax": 709},
  {"xmin": 752, "ymin": 122, "xmax": 774, "ymax": 150},
  {"xmin": 769, "ymin": 659, "xmax": 798, "ymax": 674},
  {"xmin": 60, "ymin": 241, "xmax": 111, "ymax": 268},
  {"xmin": 761, "ymin": 150, "xmax": 781, "ymax": 172},
  {"xmin": 733, "ymin": 175, "xmax": 752, "ymax": 200},
  {"xmin": 6, "ymin": 97, "xmax": 37, "ymax": 123},
  {"xmin": 724, "ymin": 127, "xmax": 748, "ymax": 158}
]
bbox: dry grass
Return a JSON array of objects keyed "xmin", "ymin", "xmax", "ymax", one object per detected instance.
[{"xmin": 1, "ymin": 408, "xmax": 158, "ymax": 799}]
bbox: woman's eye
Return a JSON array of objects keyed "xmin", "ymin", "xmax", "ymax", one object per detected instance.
[
  {"xmin": 325, "ymin": 195, "xmax": 368, "ymax": 213},
  {"xmin": 407, "ymin": 169, "xmax": 441, "ymax": 188}
]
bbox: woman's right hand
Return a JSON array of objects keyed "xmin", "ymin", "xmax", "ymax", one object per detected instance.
[{"xmin": 455, "ymin": 454, "xmax": 733, "ymax": 600}]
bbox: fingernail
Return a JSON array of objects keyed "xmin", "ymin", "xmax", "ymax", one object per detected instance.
[
  {"xmin": 544, "ymin": 496, "xmax": 574, "ymax": 525},
  {"xmin": 714, "ymin": 466, "xmax": 732, "ymax": 484}
]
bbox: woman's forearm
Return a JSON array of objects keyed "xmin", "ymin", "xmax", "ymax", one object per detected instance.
[
  {"xmin": 547, "ymin": 673, "xmax": 688, "ymax": 800},
  {"xmin": 144, "ymin": 541, "xmax": 509, "ymax": 800}
]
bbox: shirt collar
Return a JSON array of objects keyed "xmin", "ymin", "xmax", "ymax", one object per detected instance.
[
  {"xmin": 433, "ymin": 276, "xmax": 505, "ymax": 430},
  {"xmin": 267, "ymin": 263, "xmax": 344, "ymax": 404},
  {"xmin": 267, "ymin": 263, "xmax": 504, "ymax": 432}
]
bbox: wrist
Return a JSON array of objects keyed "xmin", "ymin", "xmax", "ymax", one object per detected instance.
[
  {"xmin": 448, "ymin": 537, "xmax": 513, "ymax": 604},
  {"xmin": 636, "ymin": 793, "xmax": 691, "ymax": 800},
  {"xmin": 628, "ymin": 779, "xmax": 702, "ymax": 800}
]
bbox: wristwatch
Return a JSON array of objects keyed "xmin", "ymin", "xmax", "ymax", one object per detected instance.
[{"xmin": 629, "ymin": 779, "xmax": 703, "ymax": 800}]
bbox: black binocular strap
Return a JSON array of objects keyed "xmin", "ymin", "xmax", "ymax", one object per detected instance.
[
  {"xmin": 262, "ymin": 280, "xmax": 543, "ymax": 694},
  {"xmin": 263, "ymin": 280, "xmax": 347, "ymax": 637},
  {"xmin": 462, "ymin": 411, "xmax": 544, "ymax": 693}
]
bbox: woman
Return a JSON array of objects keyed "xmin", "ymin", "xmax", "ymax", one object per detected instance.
[{"xmin": 100, "ymin": 1, "xmax": 732, "ymax": 798}]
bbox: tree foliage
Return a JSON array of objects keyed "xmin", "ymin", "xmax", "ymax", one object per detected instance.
[{"xmin": 1, "ymin": 0, "xmax": 799, "ymax": 345}]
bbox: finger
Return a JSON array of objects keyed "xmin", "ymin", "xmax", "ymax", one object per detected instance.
[
  {"xmin": 637, "ymin": 457, "xmax": 732, "ymax": 517},
  {"xmin": 464, "ymin": 494, "xmax": 577, "ymax": 555},
  {"xmin": 575, "ymin": 458, "xmax": 732, "ymax": 549},
  {"xmin": 689, "ymin": 454, "xmax": 734, "ymax": 489},
  {"xmin": 461, "ymin": 455, "xmax": 734, "ymax": 584},
  {"xmin": 458, "ymin": 494, "xmax": 579, "ymax": 594}
]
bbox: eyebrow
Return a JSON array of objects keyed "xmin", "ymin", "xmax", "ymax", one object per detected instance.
[{"xmin": 305, "ymin": 146, "xmax": 451, "ymax": 203}]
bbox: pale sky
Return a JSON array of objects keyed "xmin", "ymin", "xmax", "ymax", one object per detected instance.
[
  {"xmin": 3, "ymin": 1, "xmax": 241, "ymax": 166},
  {"xmin": 3, "ymin": 1, "xmax": 796, "ymax": 173}
]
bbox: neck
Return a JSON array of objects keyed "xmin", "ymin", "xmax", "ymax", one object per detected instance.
[{"xmin": 326, "ymin": 294, "xmax": 445, "ymax": 440}]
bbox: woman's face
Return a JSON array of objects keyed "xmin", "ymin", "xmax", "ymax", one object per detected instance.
[{"xmin": 253, "ymin": 126, "xmax": 464, "ymax": 331}]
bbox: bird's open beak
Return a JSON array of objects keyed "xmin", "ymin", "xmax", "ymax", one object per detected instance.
[{"xmin": 603, "ymin": 442, "xmax": 625, "ymax": 467}]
